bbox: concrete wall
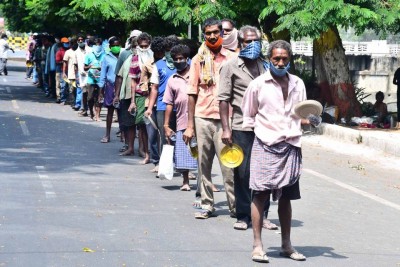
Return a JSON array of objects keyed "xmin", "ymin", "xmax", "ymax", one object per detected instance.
[{"xmin": 294, "ymin": 55, "xmax": 399, "ymax": 112}]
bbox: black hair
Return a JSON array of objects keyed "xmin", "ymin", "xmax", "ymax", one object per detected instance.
[
  {"xmin": 164, "ymin": 35, "xmax": 180, "ymax": 50},
  {"xmin": 137, "ymin": 32, "xmax": 152, "ymax": 44},
  {"xmin": 77, "ymin": 33, "xmax": 85, "ymax": 39},
  {"xmin": 1, "ymin": 33, "xmax": 7, "ymax": 39},
  {"xmin": 94, "ymin": 37, "xmax": 102, "ymax": 45},
  {"xmin": 109, "ymin": 36, "xmax": 120, "ymax": 46},
  {"xmin": 267, "ymin": 40, "xmax": 293, "ymax": 59},
  {"xmin": 178, "ymin": 38, "xmax": 200, "ymax": 58},
  {"xmin": 376, "ymin": 91, "xmax": 384, "ymax": 100},
  {"xmin": 151, "ymin": 36, "xmax": 165, "ymax": 53},
  {"xmin": 170, "ymin": 44, "xmax": 190, "ymax": 60},
  {"xmin": 202, "ymin": 17, "xmax": 222, "ymax": 32},
  {"xmin": 221, "ymin": 18, "xmax": 235, "ymax": 28}
]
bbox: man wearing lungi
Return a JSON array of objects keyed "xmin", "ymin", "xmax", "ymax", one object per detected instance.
[{"xmin": 242, "ymin": 40, "xmax": 308, "ymax": 263}]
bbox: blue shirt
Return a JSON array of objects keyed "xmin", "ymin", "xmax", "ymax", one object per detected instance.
[
  {"xmin": 155, "ymin": 59, "xmax": 176, "ymax": 111},
  {"xmin": 84, "ymin": 52, "xmax": 105, "ymax": 84},
  {"xmin": 98, "ymin": 52, "xmax": 118, "ymax": 88}
]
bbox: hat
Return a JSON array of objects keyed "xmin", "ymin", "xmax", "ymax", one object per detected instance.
[
  {"xmin": 294, "ymin": 100, "xmax": 323, "ymax": 119},
  {"xmin": 60, "ymin": 37, "xmax": 69, "ymax": 43},
  {"xmin": 129, "ymin": 30, "xmax": 142, "ymax": 39}
]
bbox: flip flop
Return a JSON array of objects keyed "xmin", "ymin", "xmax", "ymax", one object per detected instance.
[
  {"xmin": 279, "ymin": 251, "xmax": 306, "ymax": 261},
  {"xmin": 180, "ymin": 184, "xmax": 191, "ymax": 191},
  {"xmin": 119, "ymin": 150, "xmax": 134, "ymax": 156},
  {"xmin": 194, "ymin": 210, "xmax": 212, "ymax": 219},
  {"xmin": 263, "ymin": 220, "xmax": 279, "ymax": 230},
  {"xmin": 119, "ymin": 144, "xmax": 128, "ymax": 152},
  {"xmin": 188, "ymin": 172, "xmax": 196, "ymax": 180},
  {"xmin": 252, "ymin": 251, "xmax": 269, "ymax": 263},
  {"xmin": 100, "ymin": 137, "xmax": 110, "ymax": 143},
  {"xmin": 233, "ymin": 220, "xmax": 248, "ymax": 230}
]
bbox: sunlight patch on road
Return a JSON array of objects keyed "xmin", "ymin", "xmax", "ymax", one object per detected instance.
[{"xmin": 11, "ymin": 100, "xmax": 19, "ymax": 109}]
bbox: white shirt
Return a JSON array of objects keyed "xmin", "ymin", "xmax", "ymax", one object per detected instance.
[
  {"xmin": 0, "ymin": 38, "xmax": 10, "ymax": 59},
  {"xmin": 75, "ymin": 46, "xmax": 92, "ymax": 86}
]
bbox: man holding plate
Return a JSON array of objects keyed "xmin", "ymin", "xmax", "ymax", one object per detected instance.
[{"xmin": 241, "ymin": 40, "xmax": 312, "ymax": 263}]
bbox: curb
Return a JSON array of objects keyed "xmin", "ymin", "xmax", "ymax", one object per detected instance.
[{"xmin": 316, "ymin": 123, "xmax": 400, "ymax": 157}]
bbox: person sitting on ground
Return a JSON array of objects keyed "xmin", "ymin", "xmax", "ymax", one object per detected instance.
[{"xmin": 373, "ymin": 91, "xmax": 389, "ymax": 127}]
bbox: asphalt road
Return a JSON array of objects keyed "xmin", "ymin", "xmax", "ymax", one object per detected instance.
[{"xmin": 0, "ymin": 61, "xmax": 399, "ymax": 267}]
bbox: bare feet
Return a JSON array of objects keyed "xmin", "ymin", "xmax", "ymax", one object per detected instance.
[
  {"xmin": 140, "ymin": 158, "xmax": 150, "ymax": 165},
  {"xmin": 180, "ymin": 184, "xmax": 191, "ymax": 191},
  {"xmin": 212, "ymin": 184, "xmax": 220, "ymax": 192},
  {"xmin": 150, "ymin": 165, "xmax": 159, "ymax": 173}
]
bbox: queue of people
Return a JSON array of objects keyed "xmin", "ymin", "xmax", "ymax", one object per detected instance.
[{"xmin": 25, "ymin": 18, "xmax": 309, "ymax": 264}]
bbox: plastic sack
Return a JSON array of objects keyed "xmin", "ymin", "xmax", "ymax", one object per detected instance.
[{"xmin": 158, "ymin": 145, "xmax": 174, "ymax": 180}]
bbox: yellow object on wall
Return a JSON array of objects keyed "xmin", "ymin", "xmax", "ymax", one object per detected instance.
[{"xmin": 7, "ymin": 37, "xmax": 29, "ymax": 50}]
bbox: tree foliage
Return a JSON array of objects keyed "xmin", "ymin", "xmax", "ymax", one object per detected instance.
[{"xmin": 260, "ymin": 0, "xmax": 400, "ymax": 40}]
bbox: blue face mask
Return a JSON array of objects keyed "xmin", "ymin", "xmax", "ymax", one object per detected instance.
[
  {"xmin": 269, "ymin": 62, "xmax": 290, "ymax": 77},
  {"xmin": 63, "ymin": 43, "xmax": 69, "ymax": 49},
  {"xmin": 239, "ymin": 41, "xmax": 262, "ymax": 60},
  {"xmin": 93, "ymin": 45, "xmax": 102, "ymax": 54}
]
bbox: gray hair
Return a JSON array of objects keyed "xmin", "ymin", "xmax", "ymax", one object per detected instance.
[
  {"xmin": 238, "ymin": 25, "xmax": 261, "ymax": 41},
  {"xmin": 267, "ymin": 40, "xmax": 293, "ymax": 59}
]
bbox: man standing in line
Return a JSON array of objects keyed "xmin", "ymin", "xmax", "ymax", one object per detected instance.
[
  {"xmin": 241, "ymin": 40, "xmax": 307, "ymax": 263},
  {"xmin": 55, "ymin": 37, "xmax": 69, "ymax": 104},
  {"xmin": 183, "ymin": 17, "xmax": 236, "ymax": 219},
  {"xmin": 63, "ymin": 38, "xmax": 78, "ymax": 106},
  {"xmin": 219, "ymin": 25, "xmax": 277, "ymax": 231},
  {"xmin": 75, "ymin": 34, "xmax": 92, "ymax": 115},
  {"xmin": 0, "ymin": 33, "xmax": 14, "ymax": 76},
  {"xmin": 221, "ymin": 19, "xmax": 239, "ymax": 53}
]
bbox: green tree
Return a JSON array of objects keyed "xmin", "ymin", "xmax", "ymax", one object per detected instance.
[{"xmin": 261, "ymin": 0, "xmax": 400, "ymax": 119}]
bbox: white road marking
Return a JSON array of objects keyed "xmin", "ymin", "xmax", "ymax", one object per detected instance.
[
  {"xmin": 35, "ymin": 166, "xmax": 56, "ymax": 199},
  {"xmin": 11, "ymin": 100, "xmax": 19, "ymax": 109},
  {"xmin": 304, "ymin": 168, "xmax": 400, "ymax": 211},
  {"xmin": 19, "ymin": 121, "xmax": 30, "ymax": 136}
]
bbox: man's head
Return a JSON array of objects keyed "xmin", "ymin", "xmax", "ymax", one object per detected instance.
[
  {"xmin": 137, "ymin": 32, "xmax": 152, "ymax": 50},
  {"xmin": 77, "ymin": 34, "xmax": 85, "ymax": 49},
  {"xmin": 238, "ymin": 25, "xmax": 261, "ymax": 49},
  {"xmin": 170, "ymin": 44, "xmax": 190, "ymax": 72},
  {"xmin": 221, "ymin": 19, "xmax": 235, "ymax": 36},
  {"xmin": 376, "ymin": 91, "xmax": 384, "ymax": 102},
  {"xmin": 202, "ymin": 17, "xmax": 222, "ymax": 45},
  {"xmin": 1, "ymin": 33, "xmax": 7, "ymax": 40},
  {"xmin": 61, "ymin": 37, "xmax": 69, "ymax": 49},
  {"xmin": 70, "ymin": 37, "xmax": 78, "ymax": 51},
  {"xmin": 267, "ymin": 40, "xmax": 292, "ymax": 77},
  {"xmin": 109, "ymin": 36, "xmax": 121, "ymax": 55},
  {"xmin": 128, "ymin": 29, "xmax": 142, "ymax": 44},
  {"xmin": 164, "ymin": 35, "xmax": 180, "ymax": 52},
  {"xmin": 151, "ymin": 36, "xmax": 165, "ymax": 61}
]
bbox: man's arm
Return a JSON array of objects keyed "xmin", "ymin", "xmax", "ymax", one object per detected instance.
[
  {"xmin": 218, "ymin": 63, "xmax": 233, "ymax": 145},
  {"xmin": 113, "ymin": 75, "xmax": 122, "ymax": 105},
  {"xmin": 219, "ymin": 101, "xmax": 232, "ymax": 145},
  {"xmin": 164, "ymin": 104, "xmax": 174, "ymax": 143},
  {"xmin": 128, "ymin": 78, "xmax": 137, "ymax": 113},
  {"xmin": 183, "ymin": 94, "xmax": 197, "ymax": 144}
]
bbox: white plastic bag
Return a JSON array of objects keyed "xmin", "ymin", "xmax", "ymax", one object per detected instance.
[{"xmin": 157, "ymin": 145, "xmax": 174, "ymax": 180}]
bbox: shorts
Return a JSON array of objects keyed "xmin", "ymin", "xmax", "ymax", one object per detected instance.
[
  {"xmin": 252, "ymin": 179, "xmax": 301, "ymax": 201},
  {"xmin": 120, "ymin": 98, "xmax": 136, "ymax": 128}
]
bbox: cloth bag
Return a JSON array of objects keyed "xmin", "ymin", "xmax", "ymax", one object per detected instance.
[{"xmin": 157, "ymin": 144, "xmax": 174, "ymax": 180}]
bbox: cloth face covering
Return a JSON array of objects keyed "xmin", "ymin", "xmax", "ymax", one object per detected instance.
[
  {"xmin": 222, "ymin": 28, "xmax": 239, "ymax": 51},
  {"xmin": 205, "ymin": 36, "xmax": 223, "ymax": 53},
  {"xmin": 173, "ymin": 60, "xmax": 188, "ymax": 71},
  {"xmin": 164, "ymin": 51, "xmax": 175, "ymax": 69},
  {"xmin": 269, "ymin": 62, "xmax": 290, "ymax": 77},
  {"xmin": 136, "ymin": 46, "xmax": 154, "ymax": 68},
  {"xmin": 110, "ymin": 46, "xmax": 121, "ymax": 55},
  {"xmin": 92, "ymin": 45, "xmax": 103, "ymax": 57},
  {"xmin": 239, "ymin": 41, "xmax": 262, "ymax": 60}
]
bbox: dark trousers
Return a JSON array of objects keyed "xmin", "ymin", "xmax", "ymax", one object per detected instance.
[
  {"xmin": 397, "ymin": 86, "xmax": 400, "ymax": 120},
  {"xmin": 146, "ymin": 107, "xmax": 160, "ymax": 165},
  {"xmin": 156, "ymin": 110, "xmax": 176, "ymax": 154},
  {"xmin": 233, "ymin": 130, "xmax": 271, "ymax": 221}
]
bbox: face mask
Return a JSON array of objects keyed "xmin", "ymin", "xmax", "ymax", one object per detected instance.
[
  {"xmin": 72, "ymin": 43, "xmax": 78, "ymax": 51},
  {"xmin": 78, "ymin": 42, "xmax": 85, "ymax": 48},
  {"xmin": 63, "ymin": 43, "xmax": 69, "ymax": 49},
  {"xmin": 239, "ymin": 41, "xmax": 261, "ymax": 60},
  {"xmin": 110, "ymin": 46, "xmax": 121, "ymax": 54},
  {"xmin": 93, "ymin": 45, "xmax": 102, "ymax": 54},
  {"xmin": 269, "ymin": 62, "xmax": 290, "ymax": 77},
  {"xmin": 137, "ymin": 46, "xmax": 150, "ymax": 53},
  {"xmin": 165, "ymin": 51, "xmax": 175, "ymax": 69},
  {"xmin": 173, "ymin": 60, "xmax": 188, "ymax": 72}
]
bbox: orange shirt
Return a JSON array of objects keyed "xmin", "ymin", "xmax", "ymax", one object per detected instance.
[{"xmin": 187, "ymin": 47, "xmax": 235, "ymax": 119}]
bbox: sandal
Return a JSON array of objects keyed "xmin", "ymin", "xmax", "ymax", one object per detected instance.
[
  {"xmin": 194, "ymin": 210, "xmax": 212, "ymax": 219},
  {"xmin": 233, "ymin": 220, "xmax": 248, "ymax": 230},
  {"xmin": 252, "ymin": 251, "xmax": 269, "ymax": 263},
  {"xmin": 180, "ymin": 184, "xmax": 191, "ymax": 191},
  {"xmin": 263, "ymin": 220, "xmax": 279, "ymax": 230},
  {"xmin": 188, "ymin": 172, "xmax": 196, "ymax": 180},
  {"xmin": 279, "ymin": 250, "xmax": 306, "ymax": 261},
  {"xmin": 119, "ymin": 144, "xmax": 128, "ymax": 152},
  {"xmin": 100, "ymin": 137, "xmax": 110, "ymax": 143}
]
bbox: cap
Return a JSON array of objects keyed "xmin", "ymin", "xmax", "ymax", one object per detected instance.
[
  {"xmin": 129, "ymin": 30, "xmax": 142, "ymax": 39},
  {"xmin": 60, "ymin": 37, "xmax": 69, "ymax": 43},
  {"xmin": 33, "ymin": 32, "xmax": 38, "ymax": 36}
]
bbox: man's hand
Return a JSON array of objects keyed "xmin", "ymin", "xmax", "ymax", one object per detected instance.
[
  {"xmin": 144, "ymin": 108, "xmax": 152, "ymax": 118},
  {"xmin": 164, "ymin": 126, "xmax": 174, "ymax": 140},
  {"xmin": 221, "ymin": 129, "xmax": 233, "ymax": 146},
  {"xmin": 183, "ymin": 127, "xmax": 195, "ymax": 145},
  {"xmin": 113, "ymin": 96, "xmax": 120, "ymax": 105},
  {"xmin": 128, "ymin": 102, "xmax": 136, "ymax": 113}
]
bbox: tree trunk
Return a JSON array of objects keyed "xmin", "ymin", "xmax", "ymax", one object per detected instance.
[{"xmin": 314, "ymin": 26, "xmax": 361, "ymax": 120}]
